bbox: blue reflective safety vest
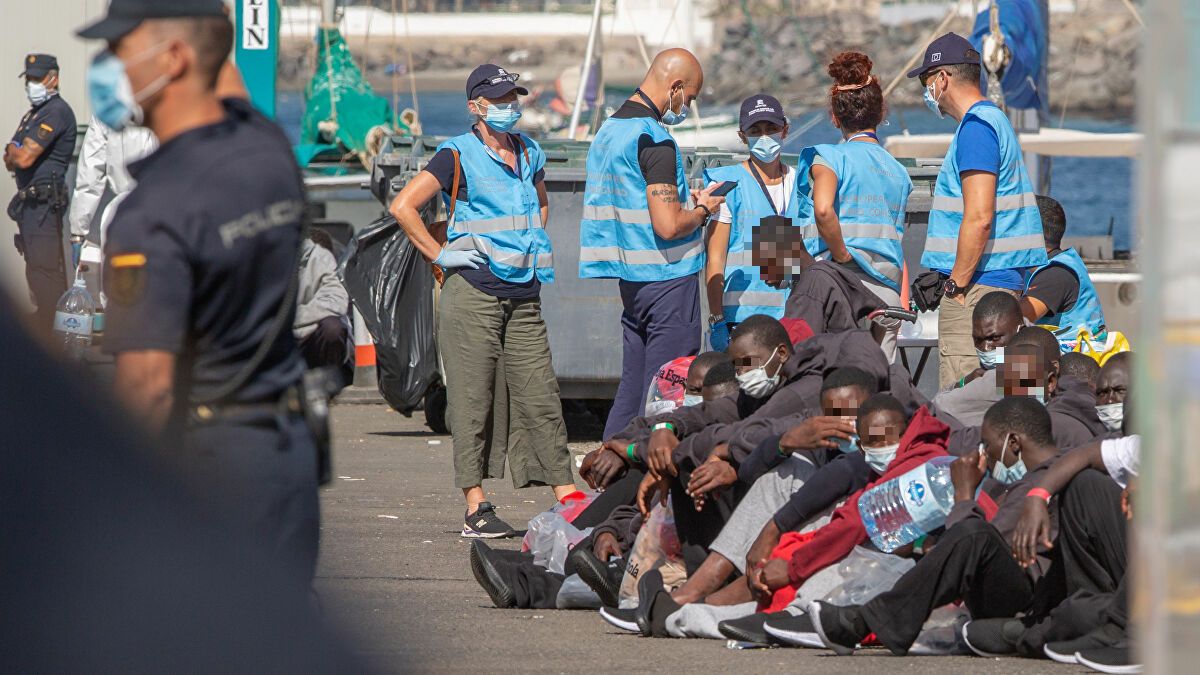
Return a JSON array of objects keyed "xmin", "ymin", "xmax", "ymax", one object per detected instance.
[
  {"xmin": 1025, "ymin": 247, "xmax": 1106, "ymax": 341},
  {"xmin": 798, "ymin": 142, "xmax": 912, "ymax": 291},
  {"xmin": 437, "ymin": 131, "xmax": 554, "ymax": 283},
  {"xmin": 701, "ymin": 162, "xmax": 811, "ymax": 322},
  {"xmin": 578, "ymin": 116, "xmax": 702, "ymax": 281},
  {"xmin": 922, "ymin": 103, "xmax": 1047, "ymax": 273}
]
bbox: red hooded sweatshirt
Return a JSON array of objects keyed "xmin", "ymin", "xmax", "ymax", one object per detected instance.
[{"xmin": 762, "ymin": 407, "xmax": 952, "ymax": 612}]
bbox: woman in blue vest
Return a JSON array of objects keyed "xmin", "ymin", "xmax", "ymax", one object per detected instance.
[
  {"xmin": 799, "ymin": 51, "xmax": 912, "ymax": 360},
  {"xmin": 702, "ymin": 94, "xmax": 809, "ymax": 351},
  {"xmin": 388, "ymin": 64, "xmax": 574, "ymax": 539}
]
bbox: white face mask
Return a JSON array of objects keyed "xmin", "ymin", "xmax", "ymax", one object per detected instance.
[
  {"xmin": 736, "ymin": 349, "xmax": 783, "ymax": 399},
  {"xmin": 977, "ymin": 346, "xmax": 1004, "ymax": 370},
  {"xmin": 26, "ymin": 81, "xmax": 49, "ymax": 106},
  {"xmin": 1096, "ymin": 402, "xmax": 1124, "ymax": 432},
  {"xmin": 862, "ymin": 442, "xmax": 899, "ymax": 474},
  {"xmin": 683, "ymin": 394, "xmax": 703, "ymax": 407}
]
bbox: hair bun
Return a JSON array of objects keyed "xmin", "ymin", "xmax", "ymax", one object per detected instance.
[{"xmin": 828, "ymin": 51, "xmax": 873, "ymax": 87}]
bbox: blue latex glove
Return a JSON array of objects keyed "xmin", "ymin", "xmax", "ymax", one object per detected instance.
[
  {"xmin": 434, "ymin": 248, "xmax": 486, "ymax": 270},
  {"xmin": 709, "ymin": 320, "xmax": 730, "ymax": 352},
  {"xmin": 70, "ymin": 241, "xmax": 82, "ymax": 268}
]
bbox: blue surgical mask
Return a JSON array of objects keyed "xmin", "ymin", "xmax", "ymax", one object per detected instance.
[
  {"xmin": 480, "ymin": 100, "xmax": 522, "ymax": 132},
  {"xmin": 26, "ymin": 81, "xmax": 49, "ymax": 106},
  {"xmin": 661, "ymin": 88, "xmax": 689, "ymax": 126},
  {"xmin": 748, "ymin": 132, "xmax": 783, "ymax": 162},
  {"xmin": 985, "ymin": 435, "xmax": 1028, "ymax": 485},
  {"xmin": 977, "ymin": 346, "xmax": 1003, "ymax": 370},
  {"xmin": 683, "ymin": 394, "xmax": 703, "ymax": 407},
  {"xmin": 88, "ymin": 47, "xmax": 168, "ymax": 131},
  {"xmin": 834, "ymin": 434, "xmax": 860, "ymax": 454},
  {"xmin": 862, "ymin": 441, "xmax": 899, "ymax": 474},
  {"xmin": 1096, "ymin": 402, "xmax": 1124, "ymax": 432},
  {"xmin": 923, "ymin": 75, "xmax": 945, "ymax": 120}
]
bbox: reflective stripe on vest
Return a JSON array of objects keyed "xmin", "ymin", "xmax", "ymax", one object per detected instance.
[
  {"xmin": 1025, "ymin": 248, "xmax": 1106, "ymax": 342},
  {"xmin": 579, "ymin": 116, "xmax": 702, "ymax": 282},
  {"xmin": 798, "ymin": 143, "xmax": 911, "ymax": 290},
  {"xmin": 921, "ymin": 103, "xmax": 1047, "ymax": 273},
  {"xmin": 439, "ymin": 131, "xmax": 554, "ymax": 283},
  {"xmin": 702, "ymin": 162, "xmax": 812, "ymax": 322}
]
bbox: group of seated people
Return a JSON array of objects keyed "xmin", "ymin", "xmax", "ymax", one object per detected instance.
[{"xmin": 465, "ymin": 288, "xmax": 1136, "ymax": 673}]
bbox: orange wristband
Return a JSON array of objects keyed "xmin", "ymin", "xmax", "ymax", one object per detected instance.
[{"xmin": 1027, "ymin": 487, "xmax": 1051, "ymax": 503}]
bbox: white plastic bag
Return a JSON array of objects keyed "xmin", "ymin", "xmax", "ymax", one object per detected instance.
[
  {"xmin": 523, "ymin": 510, "xmax": 592, "ymax": 575},
  {"xmin": 555, "ymin": 573, "xmax": 603, "ymax": 609},
  {"xmin": 617, "ymin": 500, "xmax": 686, "ymax": 608},
  {"xmin": 822, "ymin": 546, "xmax": 915, "ymax": 606}
]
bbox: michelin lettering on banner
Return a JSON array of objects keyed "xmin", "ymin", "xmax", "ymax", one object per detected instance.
[{"xmin": 243, "ymin": 0, "xmax": 270, "ymax": 50}]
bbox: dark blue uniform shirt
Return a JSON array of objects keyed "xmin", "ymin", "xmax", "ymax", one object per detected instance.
[
  {"xmin": 103, "ymin": 98, "xmax": 306, "ymax": 413},
  {"xmin": 10, "ymin": 93, "xmax": 76, "ymax": 189}
]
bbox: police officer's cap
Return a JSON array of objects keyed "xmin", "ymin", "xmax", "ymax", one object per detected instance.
[
  {"xmin": 77, "ymin": 0, "xmax": 227, "ymax": 41},
  {"xmin": 20, "ymin": 54, "xmax": 58, "ymax": 79},
  {"xmin": 466, "ymin": 64, "xmax": 528, "ymax": 101},
  {"xmin": 906, "ymin": 32, "xmax": 979, "ymax": 79},
  {"xmin": 739, "ymin": 94, "xmax": 787, "ymax": 132}
]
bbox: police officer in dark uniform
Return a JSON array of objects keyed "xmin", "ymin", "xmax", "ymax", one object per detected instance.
[
  {"xmin": 5, "ymin": 53, "xmax": 77, "ymax": 330},
  {"xmin": 78, "ymin": 0, "xmax": 321, "ymax": 587}
]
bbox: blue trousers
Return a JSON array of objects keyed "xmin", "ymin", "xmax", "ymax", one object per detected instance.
[{"xmin": 602, "ymin": 275, "xmax": 700, "ymax": 440}]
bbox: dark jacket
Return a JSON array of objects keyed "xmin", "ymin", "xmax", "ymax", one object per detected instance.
[
  {"xmin": 784, "ymin": 260, "xmax": 886, "ymax": 334},
  {"xmin": 1046, "ymin": 375, "xmax": 1107, "ymax": 450},
  {"xmin": 590, "ymin": 504, "xmax": 643, "ymax": 554}
]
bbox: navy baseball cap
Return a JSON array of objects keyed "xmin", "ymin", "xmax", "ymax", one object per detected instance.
[
  {"xmin": 77, "ymin": 0, "xmax": 227, "ymax": 41},
  {"xmin": 739, "ymin": 94, "xmax": 786, "ymax": 131},
  {"xmin": 466, "ymin": 64, "xmax": 528, "ymax": 100},
  {"xmin": 20, "ymin": 54, "xmax": 58, "ymax": 79},
  {"xmin": 907, "ymin": 32, "xmax": 979, "ymax": 79}
]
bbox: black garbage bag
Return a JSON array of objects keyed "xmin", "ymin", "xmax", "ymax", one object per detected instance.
[{"xmin": 338, "ymin": 214, "xmax": 437, "ymax": 414}]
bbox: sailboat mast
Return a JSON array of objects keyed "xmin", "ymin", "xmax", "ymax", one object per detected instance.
[{"xmin": 568, "ymin": 0, "xmax": 604, "ymax": 141}]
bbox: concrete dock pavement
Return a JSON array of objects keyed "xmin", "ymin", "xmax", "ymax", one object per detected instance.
[{"xmin": 317, "ymin": 404, "xmax": 1067, "ymax": 673}]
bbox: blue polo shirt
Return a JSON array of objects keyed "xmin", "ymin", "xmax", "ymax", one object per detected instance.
[{"xmin": 936, "ymin": 100, "xmax": 1024, "ymax": 291}]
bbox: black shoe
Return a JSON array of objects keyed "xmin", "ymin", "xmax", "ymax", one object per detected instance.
[
  {"xmin": 762, "ymin": 611, "xmax": 824, "ymax": 648},
  {"xmin": 598, "ymin": 606, "xmax": 640, "ymax": 633},
  {"xmin": 807, "ymin": 601, "xmax": 870, "ymax": 656},
  {"xmin": 570, "ymin": 546, "xmax": 623, "ymax": 608},
  {"xmin": 468, "ymin": 541, "xmax": 516, "ymax": 608},
  {"xmin": 962, "ymin": 617, "xmax": 1024, "ymax": 657},
  {"xmin": 461, "ymin": 501, "xmax": 516, "ymax": 539},
  {"xmin": 1077, "ymin": 646, "xmax": 1142, "ymax": 674},
  {"xmin": 719, "ymin": 611, "xmax": 790, "ymax": 645},
  {"xmin": 634, "ymin": 569, "xmax": 681, "ymax": 637},
  {"xmin": 1044, "ymin": 623, "xmax": 1127, "ymax": 664}
]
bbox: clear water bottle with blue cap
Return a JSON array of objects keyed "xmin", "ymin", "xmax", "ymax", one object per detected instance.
[
  {"xmin": 53, "ymin": 272, "xmax": 96, "ymax": 360},
  {"xmin": 858, "ymin": 455, "xmax": 957, "ymax": 553}
]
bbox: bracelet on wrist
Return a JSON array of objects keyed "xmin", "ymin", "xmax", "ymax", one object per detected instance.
[
  {"xmin": 626, "ymin": 443, "xmax": 639, "ymax": 463},
  {"xmin": 777, "ymin": 442, "xmax": 790, "ymax": 458},
  {"xmin": 1026, "ymin": 487, "xmax": 1052, "ymax": 503},
  {"xmin": 652, "ymin": 421, "xmax": 675, "ymax": 434},
  {"xmin": 696, "ymin": 204, "xmax": 712, "ymax": 220}
]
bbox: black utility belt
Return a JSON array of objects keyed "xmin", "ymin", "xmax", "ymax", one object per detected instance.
[
  {"xmin": 189, "ymin": 385, "xmax": 303, "ymax": 425},
  {"xmin": 17, "ymin": 182, "xmax": 63, "ymax": 202}
]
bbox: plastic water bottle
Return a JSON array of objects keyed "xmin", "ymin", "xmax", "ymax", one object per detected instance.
[
  {"xmin": 54, "ymin": 274, "xmax": 96, "ymax": 360},
  {"xmin": 859, "ymin": 455, "xmax": 957, "ymax": 553}
]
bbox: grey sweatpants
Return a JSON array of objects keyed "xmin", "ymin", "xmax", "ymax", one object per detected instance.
[{"xmin": 708, "ymin": 456, "xmax": 820, "ymax": 573}]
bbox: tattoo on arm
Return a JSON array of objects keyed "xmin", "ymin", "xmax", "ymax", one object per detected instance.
[{"xmin": 649, "ymin": 186, "xmax": 679, "ymax": 205}]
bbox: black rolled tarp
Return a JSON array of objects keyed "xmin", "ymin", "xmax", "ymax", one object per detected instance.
[{"xmin": 338, "ymin": 214, "xmax": 437, "ymax": 414}]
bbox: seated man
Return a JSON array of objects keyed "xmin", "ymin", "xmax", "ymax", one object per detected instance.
[
  {"xmin": 469, "ymin": 353, "xmax": 741, "ymax": 610},
  {"xmin": 930, "ymin": 291, "xmax": 1023, "ymax": 427},
  {"xmin": 1020, "ymin": 195, "xmax": 1106, "ymax": 342},
  {"xmin": 786, "ymin": 396, "xmax": 1062, "ymax": 656},
  {"xmin": 294, "ymin": 230, "xmax": 353, "ymax": 384},
  {"xmin": 604, "ymin": 392, "xmax": 915, "ymax": 638},
  {"xmin": 1094, "ymin": 352, "xmax": 1130, "ymax": 433},
  {"xmin": 1060, "ymin": 352, "xmax": 1101, "ymax": 395}
]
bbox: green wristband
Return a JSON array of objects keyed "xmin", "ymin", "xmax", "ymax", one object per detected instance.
[
  {"xmin": 653, "ymin": 421, "xmax": 675, "ymax": 434},
  {"xmin": 626, "ymin": 443, "xmax": 639, "ymax": 463},
  {"xmin": 777, "ymin": 442, "xmax": 790, "ymax": 458}
]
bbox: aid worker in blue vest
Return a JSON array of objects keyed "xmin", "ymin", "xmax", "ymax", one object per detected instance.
[
  {"xmin": 580, "ymin": 48, "xmax": 726, "ymax": 440},
  {"xmin": 909, "ymin": 33, "xmax": 1048, "ymax": 389},
  {"xmin": 1021, "ymin": 194, "xmax": 1106, "ymax": 346},
  {"xmin": 800, "ymin": 51, "xmax": 912, "ymax": 361},
  {"xmin": 702, "ymin": 94, "xmax": 805, "ymax": 351},
  {"xmin": 389, "ymin": 64, "xmax": 575, "ymax": 539}
]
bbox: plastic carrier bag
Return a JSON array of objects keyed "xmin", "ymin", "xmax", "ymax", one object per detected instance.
[
  {"xmin": 556, "ymin": 574, "xmax": 603, "ymax": 609},
  {"xmin": 1070, "ymin": 328, "xmax": 1131, "ymax": 366},
  {"xmin": 643, "ymin": 356, "xmax": 695, "ymax": 417},
  {"xmin": 338, "ymin": 214, "xmax": 437, "ymax": 413},
  {"xmin": 520, "ymin": 492, "xmax": 598, "ymax": 575},
  {"xmin": 617, "ymin": 500, "xmax": 686, "ymax": 608}
]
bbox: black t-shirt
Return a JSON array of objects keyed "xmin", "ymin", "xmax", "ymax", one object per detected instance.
[
  {"xmin": 1025, "ymin": 260, "xmax": 1080, "ymax": 316},
  {"xmin": 422, "ymin": 127, "xmax": 545, "ymax": 300},
  {"xmin": 103, "ymin": 98, "xmax": 307, "ymax": 419},
  {"xmin": 609, "ymin": 100, "xmax": 680, "ymax": 186},
  {"xmin": 10, "ymin": 94, "xmax": 77, "ymax": 189}
]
